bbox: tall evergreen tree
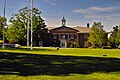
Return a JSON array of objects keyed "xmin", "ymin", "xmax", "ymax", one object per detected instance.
[{"xmin": 88, "ymin": 22, "xmax": 106, "ymax": 47}]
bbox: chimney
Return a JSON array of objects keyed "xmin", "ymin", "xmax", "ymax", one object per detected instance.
[{"xmin": 87, "ymin": 23, "xmax": 89, "ymax": 28}]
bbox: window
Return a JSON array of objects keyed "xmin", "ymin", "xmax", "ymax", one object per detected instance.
[
  {"xmin": 53, "ymin": 34, "xmax": 58, "ymax": 39},
  {"xmin": 69, "ymin": 34, "xmax": 75, "ymax": 39},
  {"xmin": 61, "ymin": 34, "xmax": 65, "ymax": 38},
  {"xmin": 60, "ymin": 34, "xmax": 68, "ymax": 39}
]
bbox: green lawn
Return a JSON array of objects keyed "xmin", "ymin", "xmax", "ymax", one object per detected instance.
[{"xmin": 0, "ymin": 47, "xmax": 120, "ymax": 80}]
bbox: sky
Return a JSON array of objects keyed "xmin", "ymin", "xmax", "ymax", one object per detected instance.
[{"xmin": 0, "ymin": 0, "xmax": 120, "ymax": 31}]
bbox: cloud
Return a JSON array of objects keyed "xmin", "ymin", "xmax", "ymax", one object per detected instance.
[
  {"xmin": 42, "ymin": 0, "xmax": 57, "ymax": 6},
  {"xmin": 73, "ymin": 6, "xmax": 120, "ymax": 21},
  {"xmin": 72, "ymin": 6, "xmax": 120, "ymax": 31},
  {"xmin": 42, "ymin": 0, "xmax": 54, "ymax": 3},
  {"xmin": 84, "ymin": 15, "xmax": 101, "ymax": 19},
  {"xmin": 73, "ymin": 6, "xmax": 119, "ymax": 14},
  {"xmin": 89, "ymin": 6, "xmax": 117, "ymax": 12},
  {"xmin": 84, "ymin": 12, "xmax": 120, "ymax": 31},
  {"xmin": 84, "ymin": 13, "xmax": 120, "ymax": 19}
]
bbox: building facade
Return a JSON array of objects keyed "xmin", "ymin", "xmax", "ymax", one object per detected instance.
[
  {"xmin": 47, "ymin": 17, "xmax": 91, "ymax": 48},
  {"xmin": 40, "ymin": 17, "xmax": 108, "ymax": 48}
]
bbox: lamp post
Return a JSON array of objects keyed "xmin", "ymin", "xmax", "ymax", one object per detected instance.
[
  {"xmin": 30, "ymin": 0, "xmax": 33, "ymax": 50},
  {"xmin": 3, "ymin": 0, "xmax": 6, "ymax": 49}
]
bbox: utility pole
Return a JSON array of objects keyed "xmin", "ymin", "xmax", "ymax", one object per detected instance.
[
  {"xmin": 3, "ymin": 0, "xmax": 6, "ymax": 49},
  {"xmin": 27, "ymin": 0, "xmax": 30, "ymax": 47},
  {"xmin": 30, "ymin": 0, "xmax": 33, "ymax": 50}
]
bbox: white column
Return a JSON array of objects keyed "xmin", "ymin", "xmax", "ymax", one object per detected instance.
[
  {"xmin": 2, "ymin": 0, "xmax": 6, "ymax": 48},
  {"xmin": 27, "ymin": 0, "xmax": 30, "ymax": 47},
  {"xmin": 30, "ymin": 0, "xmax": 33, "ymax": 50}
]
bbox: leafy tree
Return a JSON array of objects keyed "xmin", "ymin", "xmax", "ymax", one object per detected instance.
[
  {"xmin": 116, "ymin": 26, "xmax": 120, "ymax": 46},
  {"xmin": 0, "ymin": 16, "xmax": 6, "ymax": 40},
  {"xmin": 5, "ymin": 23, "xmax": 26, "ymax": 43},
  {"xmin": 88, "ymin": 22, "xmax": 106, "ymax": 47},
  {"xmin": 6, "ymin": 7, "xmax": 47, "ymax": 45},
  {"xmin": 108, "ymin": 26, "xmax": 118, "ymax": 48}
]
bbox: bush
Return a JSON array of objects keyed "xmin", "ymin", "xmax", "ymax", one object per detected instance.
[
  {"xmin": 118, "ymin": 45, "xmax": 120, "ymax": 49},
  {"xmin": 102, "ymin": 46, "xmax": 112, "ymax": 49},
  {"xmin": 0, "ymin": 40, "xmax": 3, "ymax": 43},
  {"xmin": 69, "ymin": 42, "xmax": 79, "ymax": 48}
]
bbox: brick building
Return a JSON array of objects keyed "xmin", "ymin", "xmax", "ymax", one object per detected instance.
[
  {"xmin": 40, "ymin": 17, "xmax": 108, "ymax": 48},
  {"xmin": 46, "ymin": 17, "xmax": 91, "ymax": 48}
]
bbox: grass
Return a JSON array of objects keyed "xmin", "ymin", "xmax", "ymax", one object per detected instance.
[{"xmin": 0, "ymin": 47, "xmax": 120, "ymax": 80}]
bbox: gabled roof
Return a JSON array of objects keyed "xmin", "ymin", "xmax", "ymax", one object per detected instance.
[
  {"xmin": 48, "ymin": 26, "xmax": 91, "ymax": 33},
  {"xmin": 73, "ymin": 26, "xmax": 91, "ymax": 33},
  {"xmin": 49, "ymin": 26, "xmax": 79, "ymax": 32}
]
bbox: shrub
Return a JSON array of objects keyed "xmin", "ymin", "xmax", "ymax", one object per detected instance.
[
  {"xmin": 0, "ymin": 40, "xmax": 3, "ymax": 43},
  {"xmin": 102, "ymin": 46, "xmax": 112, "ymax": 49},
  {"xmin": 69, "ymin": 42, "xmax": 79, "ymax": 48},
  {"xmin": 118, "ymin": 45, "xmax": 120, "ymax": 49},
  {"xmin": 84, "ymin": 41, "xmax": 89, "ymax": 48}
]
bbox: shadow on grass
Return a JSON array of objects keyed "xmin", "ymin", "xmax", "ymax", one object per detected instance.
[{"xmin": 0, "ymin": 52, "xmax": 120, "ymax": 76}]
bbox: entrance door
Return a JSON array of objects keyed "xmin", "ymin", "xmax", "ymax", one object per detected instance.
[{"xmin": 60, "ymin": 40, "xmax": 67, "ymax": 48}]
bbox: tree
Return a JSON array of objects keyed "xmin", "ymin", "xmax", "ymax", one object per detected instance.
[
  {"xmin": 108, "ymin": 26, "xmax": 118, "ymax": 48},
  {"xmin": 116, "ymin": 26, "xmax": 120, "ymax": 46},
  {"xmin": 88, "ymin": 22, "xmax": 106, "ymax": 47},
  {"xmin": 0, "ymin": 16, "xmax": 6, "ymax": 40},
  {"xmin": 6, "ymin": 7, "xmax": 47, "ymax": 45},
  {"xmin": 5, "ymin": 23, "xmax": 26, "ymax": 43}
]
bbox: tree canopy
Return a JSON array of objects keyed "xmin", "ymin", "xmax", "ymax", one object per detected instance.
[
  {"xmin": 109, "ymin": 25, "xmax": 120, "ymax": 48},
  {"xmin": 108, "ymin": 26, "xmax": 118, "ymax": 48},
  {"xmin": 88, "ymin": 22, "xmax": 106, "ymax": 47},
  {"xmin": 5, "ymin": 7, "xmax": 47, "ymax": 45},
  {"xmin": 116, "ymin": 27, "xmax": 120, "ymax": 46},
  {"xmin": 0, "ymin": 16, "xmax": 6, "ymax": 40}
]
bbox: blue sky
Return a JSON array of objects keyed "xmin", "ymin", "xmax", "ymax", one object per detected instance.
[{"xmin": 0, "ymin": 0, "xmax": 120, "ymax": 31}]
